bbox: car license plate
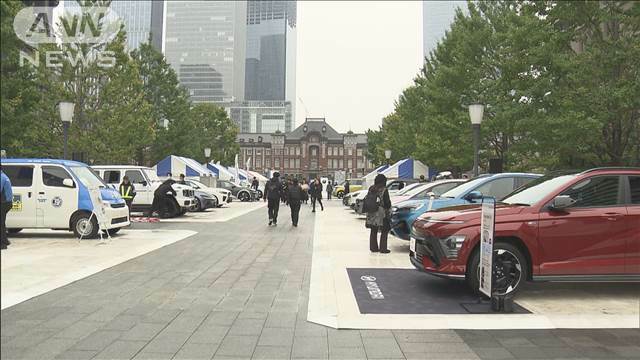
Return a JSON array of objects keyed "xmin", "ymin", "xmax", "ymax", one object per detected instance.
[{"xmin": 410, "ymin": 237, "xmax": 416, "ymax": 254}]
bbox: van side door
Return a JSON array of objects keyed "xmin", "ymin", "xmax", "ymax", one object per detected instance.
[
  {"xmin": 125, "ymin": 169, "xmax": 151, "ymax": 206},
  {"xmin": 3, "ymin": 164, "xmax": 37, "ymax": 228},
  {"xmin": 40, "ymin": 165, "xmax": 79, "ymax": 228}
]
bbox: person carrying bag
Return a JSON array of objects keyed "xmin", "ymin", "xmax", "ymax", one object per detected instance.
[{"xmin": 363, "ymin": 174, "xmax": 391, "ymax": 253}]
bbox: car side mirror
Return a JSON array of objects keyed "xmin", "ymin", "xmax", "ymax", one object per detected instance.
[
  {"xmin": 464, "ymin": 191, "xmax": 483, "ymax": 201},
  {"xmin": 62, "ymin": 178, "xmax": 75, "ymax": 188},
  {"xmin": 549, "ymin": 195, "xmax": 575, "ymax": 211},
  {"xmin": 140, "ymin": 181, "xmax": 147, "ymax": 186},
  {"xmin": 426, "ymin": 191, "xmax": 436, "ymax": 198}
]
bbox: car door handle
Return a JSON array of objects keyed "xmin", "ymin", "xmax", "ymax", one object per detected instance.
[
  {"xmin": 38, "ymin": 191, "xmax": 45, "ymax": 195},
  {"xmin": 604, "ymin": 212, "xmax": 624, "ymax": 221}
]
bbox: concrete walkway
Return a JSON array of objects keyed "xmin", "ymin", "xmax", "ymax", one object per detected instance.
[{"xmin": 1, "ymin": 200, "xmax": 639, "ymax": 359}]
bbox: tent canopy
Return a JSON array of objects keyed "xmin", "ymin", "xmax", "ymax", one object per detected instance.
[
  {"xmin": 206, "ymin": 162, "xmax": 235, "ymax": 181},
  {"xmin": 156, "ymin": 155, "xmax": 213, "ymax": 177},
  {"xmin": 380, "ymin": 158, "xmax": 433, "ymax": 180},
  {"xmin": 363, "ymin": 164, "xmax": 390, "ymax": 187}
]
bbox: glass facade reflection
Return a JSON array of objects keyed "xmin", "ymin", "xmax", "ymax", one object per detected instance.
[
  {"xmin": 164, "ymin": 1, "xmax": 247, "ymax": 103},
  {"xmin": 244, "ymin": 1, "xmax": 296, "ymax": 131}
]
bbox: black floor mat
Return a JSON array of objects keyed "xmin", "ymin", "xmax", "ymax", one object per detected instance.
[{"xmin": 347, "ymin": 268, "xmax": 530, "ymax": 314}]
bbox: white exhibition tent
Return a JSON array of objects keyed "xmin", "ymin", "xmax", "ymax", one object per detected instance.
[
  {"xmin": 380, "ymin": 158, "xmax": 431, "ymax": 180},
  {"xmin": 205, "ymin": 162, "xmax": 235, "ymax": 181},
  {"xmin": 363, "ymin": 164, "xmax": 390, "ymax": 187},
  {"xmin": 155, "ymin": 155, "xmax": 213, "ymax": 178}
]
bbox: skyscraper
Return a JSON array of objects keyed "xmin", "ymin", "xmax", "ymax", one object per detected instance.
[
  {"xmin": 422, "ymin": 1, "xmax": 466, "ymax": 58},
  {"xmin": 242, "ymin": 0, "xmax": 297, "ymax": 132},
  {"xmin": 164, "ymin": 1, "xmax": 247, "ymax": 103},
  {"xmin": 64, "ymin": 0, "xmax": 163, "ymax": 51}
]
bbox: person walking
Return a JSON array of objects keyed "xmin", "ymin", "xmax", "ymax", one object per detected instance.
[
  {"xmin": 344, "ymin": 180, "xmax": 350, "ymax": 196},
  {"xmin": 326, "ymin": 181, "xmax": 333, "ymax": 200},
  {"xmin": 311, "ymin": 178, "xmax": 324, "ymax": 212},
  {"xmin": 1, "ymin": 166, "xmax": 13, "ymax": 250},
  {"xmin": 118, "ymin": 175, "xmax": 136, "ymax": 217},
  {"xmin": 263, "ymin": 172, "xmax": 283, "ymax": 226},
  {"xmin": 287, "ymin": 178, "xmax": 303, "ymax": 227},
  {"xmin": 301, "ymin": 179, "xmax": 309, "ymax": 204},
  {"xmin": 365, "ymin": 174, "xmax": 391, "ymax": 253},
  {"xmin": 251, "ymin": 177, "xmax": 259, "ymax": 191}
]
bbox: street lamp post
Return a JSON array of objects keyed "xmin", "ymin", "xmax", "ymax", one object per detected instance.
[
  {"xmin": 204, "ymin": 147, "xmax": 211, "ymax": 164},
  {"xmin": 58, "ymin": 102, "xmax": 75, "ymax": 159},
  {"xmin": 468, "ymin": 104, "xmax": 485, "ymax": 177},
  {"xmin": 384, "ymin": 149, "xmax": 392, "ymax": 166}
]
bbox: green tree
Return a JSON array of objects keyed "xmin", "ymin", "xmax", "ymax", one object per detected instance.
[
  {"xmin": 1, "ymin": 0, "xmax": 62, "ymax": 158},
  {"xmin": 188, "ymin": 103, "xmax": 239, "ymax": 164}
]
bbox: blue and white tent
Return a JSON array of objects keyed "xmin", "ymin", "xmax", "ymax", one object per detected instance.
[
  {"xmin": 206, "ymin": 162, "xmax": 235, "ymax": 181},
  {"xmin": 363, "ymin": 164, "xmax": 390, "ymax": 187},
  {"xmin": 155, "ymin": 155, "xmax": 213, "ymax": 178},
  {"xmin": 380, "ymin": 158, "xmax": 434, "ymax": 180}
]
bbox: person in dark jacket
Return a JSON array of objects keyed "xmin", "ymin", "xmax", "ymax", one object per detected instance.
[
  {"xmin": 287, "ymin": 178, "xmax": 303, "ymax": 227},
  {"xmin": 311, "ymin": 178, "xmax": 324, "ymax": 212},
  {"xmin": 326, "ymin": 181, "xmax": 333, "ymax": 200},
  {"xmin": 251, "ymin": 177, "xmax": 259, "ymax": 191},
  {"xmin": 263, "ymin": 172, "xmax": 283, "ymax": 226},
  {"xmin": 148, "ymin": 178, "xmax": 176, "ymax": 218},
  {"xmin": 1, "ymin": 167, "xmax": 13, "ymax": 250},
  {"xmin": 344, "ymin": 180, "xmax": 350, "ymax": 195},
  {"xmin": 118, "ymin": 176, "xmax": 136, "ymax": 216},
  {"xmin": 365, "ymin": 174, "xmax": 391, "ymax": 253}
]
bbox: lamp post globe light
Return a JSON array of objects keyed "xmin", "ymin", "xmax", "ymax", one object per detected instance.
[
  {"xmin": 204, "ymin": 147, "xmax": 211, "ymax": 164},
  {"xmin": 384, "ymin": 149, "xmax": 392, "ymax": 165},
  {"xmin": 58, "ymin": 101, "xmax": 75, "ymax": 160},
  {"xmin": 468, "ymin": 104, "xmax": 484, "ymax": 177}
]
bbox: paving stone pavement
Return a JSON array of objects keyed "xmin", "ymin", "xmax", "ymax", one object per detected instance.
[{"xmin": 1, "ymin": 202, "xmax": 639, "ymax": 360}]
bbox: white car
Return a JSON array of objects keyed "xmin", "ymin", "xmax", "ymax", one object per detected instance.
[
  {"xmin": 183, "ymin": 179, "xmax": 231, "ymax": 207},
  {"xmin": 93, "ymin": 166, "xmax": 195, "ymax": 217}
]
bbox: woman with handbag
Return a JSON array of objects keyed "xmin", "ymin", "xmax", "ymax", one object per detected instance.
[{"xmin": 364, "ymin": 174, "xmax": 391, "ymax": 253}]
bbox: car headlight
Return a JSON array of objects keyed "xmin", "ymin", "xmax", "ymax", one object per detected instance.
[
  {"xmin": 438, "ymin": 235, "xmax": 466, "ymax": 259},
  {"xmin": 396, "ymin": 204, "xmax": 422, "ymax": 212}
]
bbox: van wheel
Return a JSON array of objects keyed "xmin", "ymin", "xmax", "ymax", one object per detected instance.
[
  {"xmin": 337, "ymin": 190, "xmax": 344, "ymax": 198},
  {"xmin": 466, "ymin": 242, "xmax": 528, "ymax": 296},
  {"xmin": 72, "ymin": 213, "xmax": 99, "ymax": 239},
  {"xmin": 7, "ymin": 228, "xmax": 22, "ymax": 234}
]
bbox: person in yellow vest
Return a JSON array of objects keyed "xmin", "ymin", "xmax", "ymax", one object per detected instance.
[{"xmin": 119, "ymin": 176, "xmax": 136, "ymax": 216}]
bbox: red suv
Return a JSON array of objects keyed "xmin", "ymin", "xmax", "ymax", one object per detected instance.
[{"xmin": 410, "ymin": 168, "xmax": 640, "ymax": 294}]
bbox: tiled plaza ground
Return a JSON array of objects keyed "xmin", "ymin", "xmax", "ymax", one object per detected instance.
[{"xmin": 1, "ymin": 200, "xmax": 639, "ymax": 359}]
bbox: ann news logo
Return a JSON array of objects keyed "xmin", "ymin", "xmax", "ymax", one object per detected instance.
[{"xmin": 13, "ymin": 6, "xmax": 123, "ymax": 68}]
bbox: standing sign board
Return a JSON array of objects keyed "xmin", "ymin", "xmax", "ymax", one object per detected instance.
[
  {"xmin": 479, "ymin": 199, "xmax": 495, "ymax": 297},
  {"xmin": 85, "ymin": 187, "xmax": 110, "ymax": 241}
]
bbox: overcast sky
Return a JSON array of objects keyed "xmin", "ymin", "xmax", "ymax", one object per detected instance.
[{"xmin": 295, "ymin": 1, "xmax": 423, "ymax": 133}]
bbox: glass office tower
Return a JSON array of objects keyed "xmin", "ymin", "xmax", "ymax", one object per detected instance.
[
  {"xmin": 422, "ymin": 1, "xmax": 466, "ymax": 58},
  {"xmin": 164, "ymin": 1, "xmax": 247, "ymax": 103}
]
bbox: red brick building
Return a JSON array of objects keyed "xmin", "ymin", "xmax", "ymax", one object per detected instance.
[{"xmin": 237, "ymin": 118, "xmax": 373, "ymax": 180}]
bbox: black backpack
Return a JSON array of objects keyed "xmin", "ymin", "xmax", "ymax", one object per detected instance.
[
  {"xmin": 289, "ymin": 186, "xmax": 302, "ymax": 202},
  {"xmin": 363, "ymin": 188, "xmax": 383, "ymax": 213},
  {"xmin": 267, "ymin": 180, "xmax": 280, "ymax": 199}
]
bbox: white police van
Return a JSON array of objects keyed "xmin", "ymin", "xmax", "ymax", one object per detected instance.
[{"xmin": 2, "ymin": 159, "xmax": 130, "ymax": 238}]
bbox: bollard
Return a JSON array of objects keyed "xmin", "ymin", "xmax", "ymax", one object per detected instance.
[{"xmin": 491, "ymin": 292, "xmax": 515, "ymax": 313}]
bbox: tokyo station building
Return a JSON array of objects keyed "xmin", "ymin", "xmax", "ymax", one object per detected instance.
[{"xmin": 237, "ymin": 118, "xmax": 374, "ymax": 180}]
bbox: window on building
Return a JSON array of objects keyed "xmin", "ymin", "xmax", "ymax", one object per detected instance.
[
  {"xmin": 339, "ymin": 159, "xmax": 343, "ymax": 168},
  {"xmin": 339, "ymin": 147, "xmax": 344, "ymax": 156},
  {"xmin": 357, "ymin": 149, "xmax": 363, "ymax": 156},
  {"xmin": 285, "ymin": 159, "xmax": 290, "ymax": 168},
  {"xmin": 256, "ymin": 149, "xmax": 262, "ymax": 155},
  {"xmin": 296, "ymin": 147, "xmax": 301, "ymax": 156},
  {"xmin": 256, "ymin": 158, "xmax": 262, "ymax": 168},
  {"xmin": 275, "ymin": 158, "xmax": 280, "ymax": 168},
  {"xmin": 265, "ymin": 158, "xmax": 271, "ymax": 168},
  {"xmin": 348, "ymin": 148, "xmax": 353, "ymax": 156},
  {"xmin": 266, "ymin": 149, "xmax": 271, "ymax": 156},
  {"xmin": 328, "ymin": 147, "xmax": 333, "ymax": 156},
  {"xmin": 347, "ymin": 159, "xmax": 353, "ymax": 169},
  {"xmin": 357, "ymin": 159, "xmax": 364, "ymax": 169}
]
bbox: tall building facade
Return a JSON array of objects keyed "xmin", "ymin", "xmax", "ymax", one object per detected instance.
[
  {"xmin": 422, "ymin": 1, "xmax": 466, "ymax": 58},
  {"xmin": 228, "ymin": 101, "xmax": 292, "ymax": 134},
  {"xmin": 164, "ymin": 1, "xmax": 247, "ymax": 103},
  {"xmin": 64, "ymin": 0, "xmax": 163, "ymax": 51},
  {"xmin": 237, "ymin": 118, "xmax": 372, "ymax": 180}
]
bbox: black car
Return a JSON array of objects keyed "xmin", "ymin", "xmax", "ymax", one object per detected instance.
[{"xmin": 217, "ymin": 180, "xmax": 258, "ymax": 202}]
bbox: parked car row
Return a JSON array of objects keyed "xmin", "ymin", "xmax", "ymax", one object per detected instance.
[
  {"xmin": 342, "ymin": 168, "xmax": 640, "ymax": 295},
  {"xmin": 1, "ymin": 158, "xmax": 258, "ymax": 239}
]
